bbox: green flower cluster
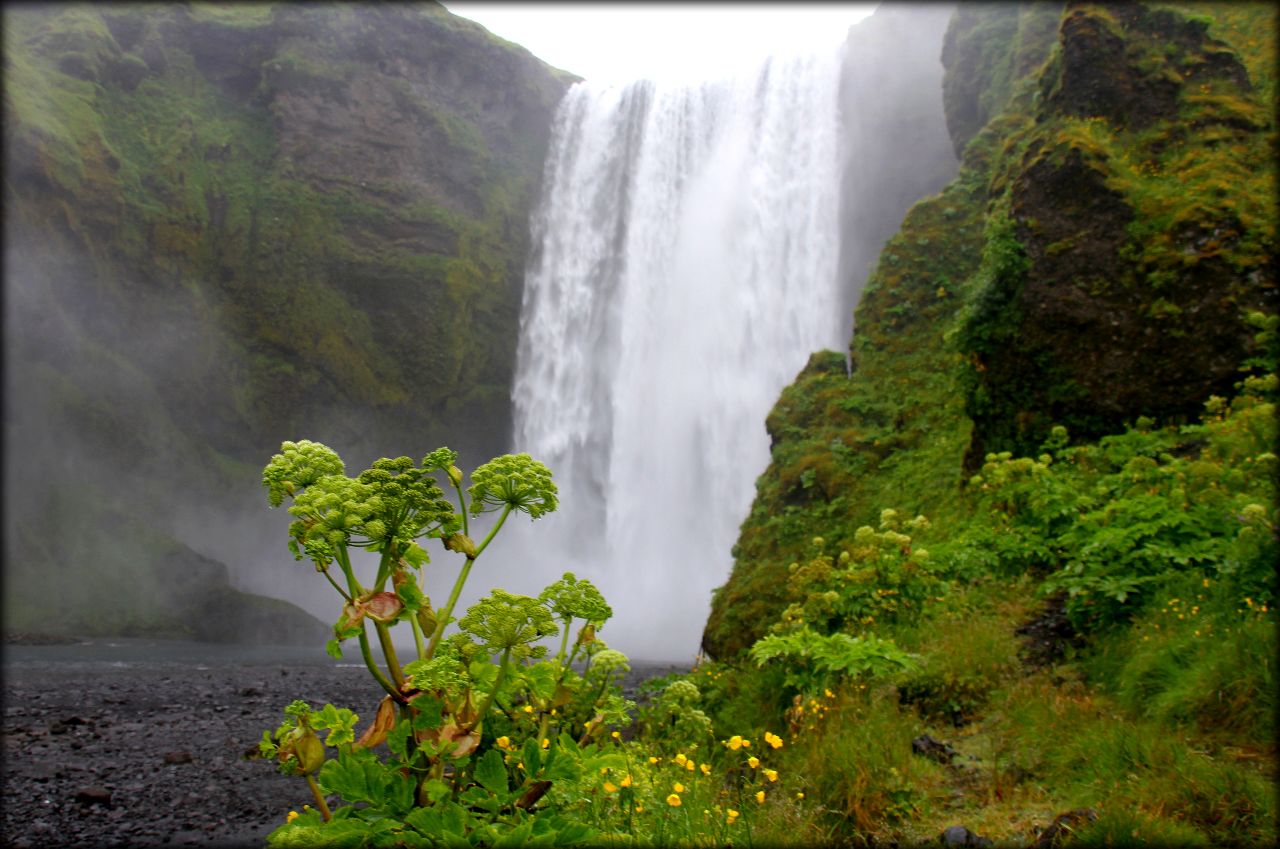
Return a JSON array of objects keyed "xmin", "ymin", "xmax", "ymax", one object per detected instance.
[
  {"xmin": 460, "ymin": 589, "xmax": 559, "ymax": 660},
  {"xmin": 540, "ymin": 572, "xmax": 613, "ymax": 626},
  {"xmin": 468, "ymin": 454, "xmax": 558, "ymax": 519},
  {"xmin": 263, "ymin": 440, "xmax": 345, "ymax": 508},
  {"xmin": 263, "ymin": 443, "xmax": 462, "ymax": 567}
]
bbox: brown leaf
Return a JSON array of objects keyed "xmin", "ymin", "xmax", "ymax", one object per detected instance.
[
  {"xmin": 515, "ymin": 780, "xmax": 553, "ymax": 810},
  {"xmin": 353, "ymin": 695, "xmax": 397, "ymax": 750},
  {"xmin": 363, "ymin": 592, "xmax": 403, "ymax": 622},
  {"xmin": 339, "ymin": 602, "xmax": 365, "ymax": 632}
]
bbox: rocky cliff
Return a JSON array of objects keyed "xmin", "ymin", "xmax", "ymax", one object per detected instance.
[
  {"xmin": 3, "ymin": 3, "xmax": 573, "ymax": 639},
  {"xmin": 703, "ymin": 1, "xmax": 1275, "ymax": 659}
]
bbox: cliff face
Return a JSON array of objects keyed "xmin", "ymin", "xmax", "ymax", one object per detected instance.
[
  {"xmin": 3, "ymin": 3, "xmax": 573, "ymax": 638},
  {"xmin": 958, "ymin": 1, "xmax": 1276, "ymax": 467},
  {"xmin": 703, "ymin": 1, "xmax": 1275, "ymax": 659}
]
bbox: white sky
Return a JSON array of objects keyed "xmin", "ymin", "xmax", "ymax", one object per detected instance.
[{"xmin": 442, "ymin": 2, "xmax": 880, "ymax": 84}]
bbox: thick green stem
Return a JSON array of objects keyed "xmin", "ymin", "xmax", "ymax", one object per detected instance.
[
  {"xmin": 410, "ymin": 612, "xmax": 427, "ymax": 661},
  {"xmin": 554, "ymin": 617, "xmax": 572, "ymax": 666},
  {"xmin": 425, "ymin": 555, "xmax": 475, "ymax": 659},
  {"xmin": 358, "ymin": 626, "xmax": 401, "ymax": 701},
  {"xmin": 304, "ymin": 774, "xmax": 332, "ymax": 822},
  {"xmin": 374, "ymin": 620, "xmax": 405, "ymax": 688},
  {"xmin": 473, "ymin": 504, "xmax": 513, "ymax": 558},
  {"xmin": 334, "ymin": 547, "xmax": 365, "ymax": 599}
]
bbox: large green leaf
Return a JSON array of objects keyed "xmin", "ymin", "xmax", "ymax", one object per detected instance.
[{"xmin": 473, "ymin": 748, "xmax": 509, "ymax": 795}]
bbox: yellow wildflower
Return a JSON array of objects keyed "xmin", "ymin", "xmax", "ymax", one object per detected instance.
[
  {"xmin": 726, "ymin": 736, "xmax": 743, "ymax": 750},
  {"xmin": 675, "ymin": 753, "xmax": 688, "ymax": 765},
  {"xmin": 700, "ymin": 763, "xmax": 712, "ymax": 775},
  {"xmin": 674, "ymin": 782, "xmax": 685, "ymax": 793},
  {"xmin": 611, "ymin": 730, "xmax": 621, "ymax": 739},
  {"xmin": 523, "ymin": 704, "xmax": 534, "ymax": 713},
  {"xmin": 824, "ymin": 688, "xmax": 835, "ymax": 698},
  {"xmin": 764, "ymin": 731, "xmax": 784, "ymax": 749},
  {"xmin": 742, "ymin": 739, "xmax": 751, "ymax": 748},
  {"xmin": 541, "ymin": 738, "xmax": 550, "ymax": 749},
  {"xmin": 649, "ymin": 756, "xmax": 660, "ymax": 765},
  {"xmin": 685, "ymin": 759, "xmax": 695, "ymax": 772},
  {"xmin": 796, "ymin": 792, "xmax": 805, "ymax": 800},
  {"xmin": 495, "ymin": 736, "xmax": 511, "ymax": 751},
  {"xmin": 763, "ymin": 768, "xmax": 778, "ymax": 782},
  {"xmin": 747, "ymin": 756, "xmax": 760, "ymax": 769},
  {"xmin": 667, "ymin": 793, "xmax": 682, "ymax": 807},
  {"xmin": 727, "ymin": 809, "xmax": 740, "ymax": 824},
  {"xmin": 286, "ymin": 811, "xmax": 300, "ymax": 823},
  {"xmin": 603, "ymin": 781, "xmax": 619, "ymax": 793},
  {"xmin": 756, "ymin": 790, "xmax": 766, "ymax": 804},
  {"xmin": 621, "ymin": 774, "xmax": 632, "ymax": 788}
]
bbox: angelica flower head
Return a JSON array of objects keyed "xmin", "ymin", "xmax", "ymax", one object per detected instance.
[
  {"xmin": 459, "ymin": 589, "xmax": 558, "ymax": 659},
  {"xmin": 589, "ymin": 649, "xmax": 631, "ymax": 677},
  {"xmin": 263, "ymin": 440, "xmax": 345, "ymax": 507},
  {"xmin": 539, "ymin": 572, "xmax": 613, "ymax": 625},
  {"xmin": 468, "ymin": 454, "xmax": 558, "ymax": 519}
]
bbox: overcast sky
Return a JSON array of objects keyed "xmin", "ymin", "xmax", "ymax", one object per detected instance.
[{"xmin": 442, "ymin": 2, "xmax": 880, "ymax": 84}]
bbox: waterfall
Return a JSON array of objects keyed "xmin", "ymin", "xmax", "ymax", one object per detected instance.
[{"xmin": 499, "ymin": 43, "xmax": 848, "ymax": 661}]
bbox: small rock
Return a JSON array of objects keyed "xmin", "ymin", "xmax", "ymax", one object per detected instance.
[
  {"xmin": 912, "ymin": 733, "xmax": 959, "ymax": 764},
  {"xmin": 164, "ymin": 750, "xmax": 195, "ymax": 765},
  {"xmin": 239, "ymin": 686, "xmax": 263, "ymax": 697},
  {"xmin": 75, "ymin": 786, "xmax": 113, "ymax": 806},
  {"xmin": 1032, "ymin": 808, "xmax": 1099, "ymax": 848},
  {"xmin": 940, "ymin": 825, "xmax": 993, "ymax": 847}
]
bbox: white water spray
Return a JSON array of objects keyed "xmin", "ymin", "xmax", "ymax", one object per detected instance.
[{"xmin": 498, "ymin": 44, "xmax": 848, "ymax": 661}]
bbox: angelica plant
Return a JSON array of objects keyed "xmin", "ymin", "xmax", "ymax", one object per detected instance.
[{"xmin": 258, "ymin": 440, "xmax": 628, "ymax": 846}]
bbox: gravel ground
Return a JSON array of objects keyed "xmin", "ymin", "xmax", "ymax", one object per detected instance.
[{"xmin": 2, "ymin": 640, "xmax": 686, "ymax": 848}]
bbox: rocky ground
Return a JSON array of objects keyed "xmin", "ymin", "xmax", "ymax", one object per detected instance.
[{"xmin": 1, "ymin": 645, "xmax": 685, "ymax": 848}]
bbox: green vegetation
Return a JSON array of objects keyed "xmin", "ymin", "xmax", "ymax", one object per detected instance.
[{"xmin": 257, "ymin": 442, "xmax": 808, "ymax": 847}]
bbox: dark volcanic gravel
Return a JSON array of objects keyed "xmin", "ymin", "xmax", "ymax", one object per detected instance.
[{"xmin": 2, "ymin": 641, "xmax": 686, "ymax": 848}]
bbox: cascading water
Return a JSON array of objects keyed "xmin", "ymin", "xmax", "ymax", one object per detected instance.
[{"xmin": 497, "ymin": 43, "xmax": 848, "ymax": 661}]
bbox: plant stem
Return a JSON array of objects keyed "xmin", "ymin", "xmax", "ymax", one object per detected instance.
[
  {"xmin": 554, "ymin": 617, "xmax": 572, "ymax": 666},
  {"xmin": 425, "ymin": 555, "xmax": 474, "ymax": 659},
  {"xmin": 410, "ymin": 612, "xmax": 427, "ymax": 661},
  {"xmin": 304, "ymin": 774, "xmax": 332, "ymax": 822},
  {"xmin": 451, "ymin": 476, "xmax": 470, "ymax": 539},
  {"xmin": 358, "ymin": 626, "xmax": 400, "ymax": 700},
  {"xmin": 334, "ymin": 547, "xmax": 365, "ymax": 599},
  {"xmin": 473, "ymin": 504, "xmax": 513, "ymax": 558},
  {"xmin": 318, "ymin": 565, "xmax": 351, "ymax": 601},
  {"xmin": 374, "ymin": 620, "xmax": 405, "ymax": 688}
]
